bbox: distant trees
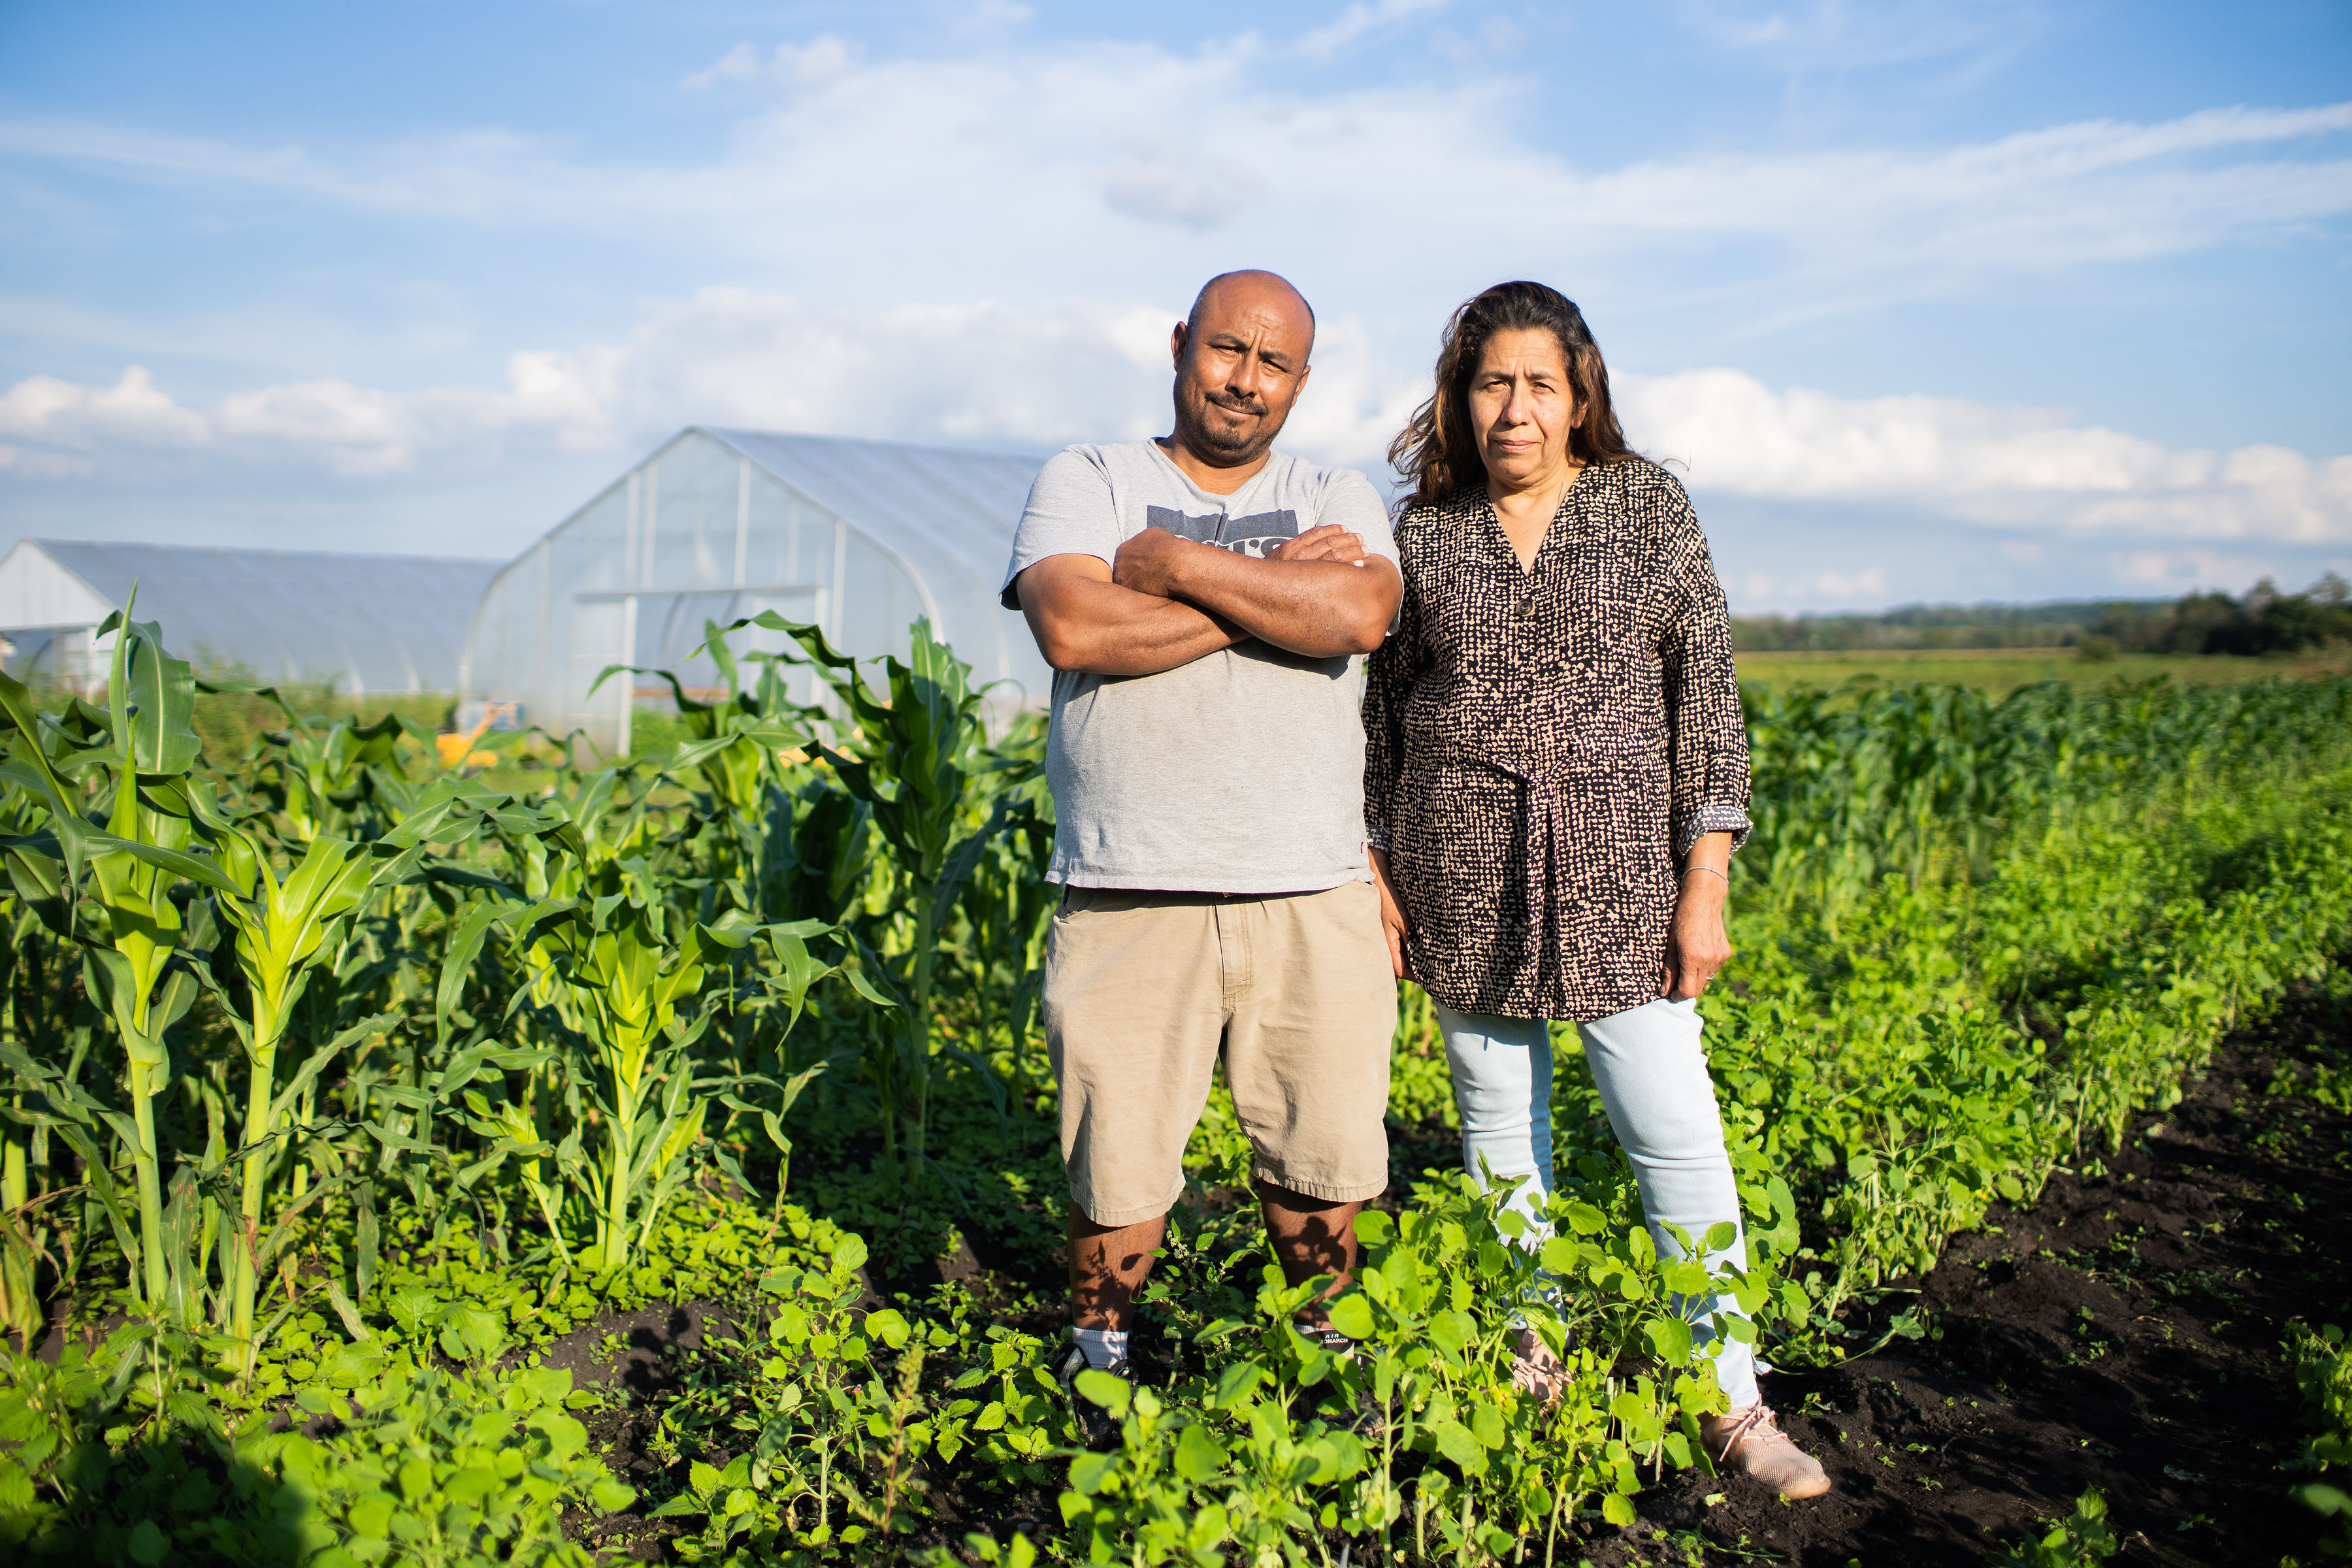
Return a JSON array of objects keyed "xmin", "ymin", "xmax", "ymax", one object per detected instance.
[
  {"xmin": 1730, "ymin": 574, "xmax": 2351, "ymax": 658},
  {"xmin": 1729, "ymin": 600, "xmax": 2119, "ymax": 653},
  {"xmin": 2089, "ymin": 574, "xmax": 2351, "ymax": 657}
]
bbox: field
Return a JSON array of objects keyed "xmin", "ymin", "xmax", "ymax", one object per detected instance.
[
  {"xmin": 1735, "ymin": 644, "xmax": 2352, "ymax": 696},
  {"xmin": 3, "ymin": 607, "xmax": 2352, "ymax": 1567}
]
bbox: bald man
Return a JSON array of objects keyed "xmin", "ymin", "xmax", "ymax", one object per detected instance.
[{"xmin": 1000, "ymin": 270, "xmax": 1405, "ymax": 1442}]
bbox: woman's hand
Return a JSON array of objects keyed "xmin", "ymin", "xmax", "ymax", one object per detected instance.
[
  {"xmin": 1661, "ymin": 833, "xmax": 1735, "ymax": 1000},
  {"xmin": 1369, "ymin": 847, "xmax": 1411, "ymax": 979}
]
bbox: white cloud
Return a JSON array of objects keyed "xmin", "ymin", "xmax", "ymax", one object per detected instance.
[
  {"xmin": 1622, "ymin": 368, "xmax": 2352, "ymax": 544},
  {"xmin": 1673, "ymin": 0, "xmax": 2044, "ymax": 69},
  {"xmin": 6, "ymin": 292, "xmax": 2342, "ymax": 555},
  {"xmin": 2112, "ymin": 548, "xmax": 2288, "ymax": 591},
  {"xmin": 0, "ymin": 446, "xmax": 95, "ymax": 478},
  {"xmin": 1566, "ymin": 104, "xmax": 2352, "ymax": 322},
  {"xmin": 683, "ymin": 35, "xmax": 858, "ymax": 92},
  {"xmin": 1294, "ymin": 0, "xmax": 1452, "ymax": 62},
  {"xmin": 1101, "ymin": 155, "xmax": 1260, "ymax": 230},
  {"xmin": 0, "ymin": 365, "xmax": 208, "ymax": 449},
  {"xmin": 208, "ymin": 349, "xmax": 619, "ymax": 474},
  {"xmin": 0, "ymin": 289, "xmax": 1424, "ymax": 487},
  {"xmin": 953, "ymin": 3, "xmax": 1037, "ymax": 38},
  {"xmin": 606, "ymin": 291, "xmax": 1175, "ymax": 449},
  {"xmin": 683, "ymin": 42, "xmax": 761, "ymax": 91},
  {"xmin": 0, "ymin": 351, "xmax": 618, "ymax": 478},
  {"xmin": 1735, "ymin": 565, "xmax": 1889, "ymax": 604},
  {"xmin": 3, "ymin": 54, "xmax": 2342, "ymax": 321}
]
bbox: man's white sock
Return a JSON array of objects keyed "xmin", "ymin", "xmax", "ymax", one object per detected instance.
[{"xmin": 1073, "ymin": 1326, "xmax": 1128, "ymax": 1369}]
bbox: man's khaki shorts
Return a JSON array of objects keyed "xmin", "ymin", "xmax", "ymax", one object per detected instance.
[{"xmin": 1043, "ymin": 881, "xmax": 1397, "ymax": 1226}]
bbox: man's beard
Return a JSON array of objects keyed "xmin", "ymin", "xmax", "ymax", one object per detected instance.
[{"xmin": 1183, "ymin": 389, "xmax": 1273, "ymax": 458}]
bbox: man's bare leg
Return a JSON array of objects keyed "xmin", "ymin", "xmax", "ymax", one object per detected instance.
[
  {"xmin": 1258, "ymin": 1180, "xmax": 1364, "ymax": 1326},
  {"xmin": 1069, "ymin": 1211, "xmax": 1168, "ymax": 1331},
  {"xmin": 1071, "ymin": 1186, "xmax": 1361, "ymax": 1335}
]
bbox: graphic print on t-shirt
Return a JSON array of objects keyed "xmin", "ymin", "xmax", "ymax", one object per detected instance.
[{"xmin": 1145, "ymin": 506, "xmax": 1301, "ymax": 559}]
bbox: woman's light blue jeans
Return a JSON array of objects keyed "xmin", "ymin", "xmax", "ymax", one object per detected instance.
[{"xmin": 1436, "ymin": 996, "xmax": 1760, "ymax": 1408}]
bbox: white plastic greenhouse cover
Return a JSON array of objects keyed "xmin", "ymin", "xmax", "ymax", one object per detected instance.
[
  {"xmin": 0, "ymin": 538, "xmax": 498, "ymax": 694},
  {"xmin": 459, "ymin": 428, "xmax": 1054, "ymax": 751}
]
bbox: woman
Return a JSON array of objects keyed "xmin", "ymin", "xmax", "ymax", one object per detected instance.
[{"xmin": 1364, "ymin": 281, "xmax": 1829, "ymax": 1499}]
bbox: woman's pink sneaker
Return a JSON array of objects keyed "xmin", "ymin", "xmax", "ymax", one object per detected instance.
[
  {"xmin": 1509, "ymin": 1328, "xmax": 1570, "ymax": 1403},
  {"xmin": 1700, "ymin": 1403, "xmax": 1832, "ymax": 1499}
]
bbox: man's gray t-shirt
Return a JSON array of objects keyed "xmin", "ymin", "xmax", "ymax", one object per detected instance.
[{"xmin": 1000, "ymin": 440, "xmax": 1398, "ymax": 894}]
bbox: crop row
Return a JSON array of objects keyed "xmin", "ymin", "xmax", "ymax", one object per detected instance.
[
  {"xmin": 2287, "ymin": 1322, "xmax": 2351, "ymax": 1560},
  {"xmin": 1, "ymin": 604, "xmax": 2348, "ymax": 1565}
]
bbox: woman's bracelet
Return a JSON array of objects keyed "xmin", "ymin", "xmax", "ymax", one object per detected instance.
[{"xmin": 1681, "ymin": 864, "xmax": 1728, "ymax": 884}]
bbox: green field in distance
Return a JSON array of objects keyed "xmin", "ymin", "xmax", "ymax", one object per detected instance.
[{"xmin": 1735, "ymin": 644, "xmax": 2352, "ymax": 696}]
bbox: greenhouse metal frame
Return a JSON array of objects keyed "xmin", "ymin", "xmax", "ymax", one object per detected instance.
[{"xmin": 459, "ymin": 429, "xmax": 1053, "ymax": 753}]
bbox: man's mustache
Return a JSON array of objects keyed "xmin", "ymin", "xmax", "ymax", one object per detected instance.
[{"xmin": 1203, "ymin": 390, "xmax": 1267, "ymax": 417}]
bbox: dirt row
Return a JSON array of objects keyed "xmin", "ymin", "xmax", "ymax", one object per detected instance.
[{"xmin": 1605, "ymin": 986, "xmax": 2351, "ymax": 1567}]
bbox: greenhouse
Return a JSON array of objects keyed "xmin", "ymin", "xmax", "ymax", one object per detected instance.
[
  {"xmin": 0, "ymin": 537, "xmax": 498, "ymax": 694},
  {"xmin": 459, "ymin": 428, "xmax": 1053, "ymax": 751}
]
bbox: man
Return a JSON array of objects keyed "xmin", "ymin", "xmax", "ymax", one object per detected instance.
[{"xmin": 1000, "ymin": 270, "xmax": 1403, "ymax": 1438}]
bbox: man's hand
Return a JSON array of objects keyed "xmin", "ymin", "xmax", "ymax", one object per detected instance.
[
  {"xmin": 1369, "ymin": 847, "xmax": 1411, "ymax": 979},
  {"xmin": 1100, "ymin": 525, "xmax": 1398, "ymax": 659},
  {"xmin": 1111, "ymin": 527, "xmax": 1197, "ymax": 600},
  {"xmin": 1115, "ymin": 523, "xmax": 1374, "ymax": 601},
  {"xmin": 1017, "ymin": 553, "xmax": 1243, "ymax": 677}
]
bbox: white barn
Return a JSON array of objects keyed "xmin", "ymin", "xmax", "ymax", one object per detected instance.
[{"xmin": 459, "ymin": 429, "xmax": 1053, "ymax": 752}]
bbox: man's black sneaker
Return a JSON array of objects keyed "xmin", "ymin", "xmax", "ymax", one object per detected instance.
[
  {"xmin": 1296, "ymin": 1324, "xmax": 1386, "ymax": 1437},
  {"xmin": 1053, "ymin": 1342, "xmax": 1128, "ymax": 1451},
  {"xmin": 1299, "ymin": 1324, "xmax": 1360, "ymax": 1360}
]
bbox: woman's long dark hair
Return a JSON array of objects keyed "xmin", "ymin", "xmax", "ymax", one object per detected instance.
[{"xmin": 1389, "ymin": 281, "xmax": 1639, "ymax": 510}]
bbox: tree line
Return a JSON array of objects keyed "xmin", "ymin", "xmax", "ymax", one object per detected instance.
[{"xmin": 1731, "ymin": 574, "xmax": 2352, "ymax": 657}]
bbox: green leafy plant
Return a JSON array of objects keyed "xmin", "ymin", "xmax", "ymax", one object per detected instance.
[
  {"xmin": 692, "ymin": 613, "xmax": 1005, "ymax": 1183},
  {"xmin": 2286, "ymin": 1322, "xmax": 2352, "ymax": 1559},
  {"xmin": 1987, "ymin": 1487, "xmax": 2120, "ymax": 1567},
  {"xmin": 4, "ymin": 599, "xmax": 2352, "ymax": 1567}
]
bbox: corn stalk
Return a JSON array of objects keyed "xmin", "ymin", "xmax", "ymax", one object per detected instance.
[
  {"xmin": 0, "ymin": 602, "xmax": 243, "ymax": 1318},
  {"xmin": 696, "ymin": 615, "xmax": 996, "ymax": 1184}
]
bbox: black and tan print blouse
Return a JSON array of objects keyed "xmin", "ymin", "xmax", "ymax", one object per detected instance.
[{"xmin": 1363, "ymin": 458, "xmax": 1752, "ymax": 1023}]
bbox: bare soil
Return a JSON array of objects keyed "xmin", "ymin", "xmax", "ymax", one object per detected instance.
[{"xmin": 1591, "ymin": 983, "xmax": 2351, "ymax": 1567}]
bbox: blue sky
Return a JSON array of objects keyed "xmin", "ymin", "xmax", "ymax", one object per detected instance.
[{"xmin": 2, "ymin": 0, "xmax": 2347, "ymax": 611}]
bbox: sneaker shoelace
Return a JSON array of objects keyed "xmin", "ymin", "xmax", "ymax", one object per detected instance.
[{"xmin": 1708, "ymin": 1402, "xmax": 1784, "ymax": 1464}]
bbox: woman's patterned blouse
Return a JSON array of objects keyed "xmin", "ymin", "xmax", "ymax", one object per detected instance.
[{"xmin": 1363, "ymin": 457, "xmax": 1752, "ymax": 1023}]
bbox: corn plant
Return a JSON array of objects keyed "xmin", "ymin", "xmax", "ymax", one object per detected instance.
[
  {"xmin": 480, "ymin": 843, "xmax": 720, "ymax": 1279},
  {"xmin": 438, "ymin": 777, "xmax": 872, "ymax": 1277},
  {"xmin": 937, "ymin": 717, "xmax": 1055, "ymax": 1093},
  {"xmin": 230, "ymin": 700, "xmax": 416, "ymax": 844},
  {"xmin": 592, "ymin": 618, "xmax": 817, "ymax": 915},
  {"xmin": 0, "ymin": 605, "xmax": 249, "ymax": 1318},
  {"xmin": 207, "ymin": 841, "xmax": 406, "ymax": 1370},
  {"xmin": 0, "ymin": 826, "xmax": 97, "ymax": 1344},
  {"xmin": 613, "ymin": 613, "xmax": 1013, "ymax": 1184},
  {"xmin": 762, "ymin": 615, "xmax": 994, "ymax": 1181}
]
